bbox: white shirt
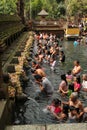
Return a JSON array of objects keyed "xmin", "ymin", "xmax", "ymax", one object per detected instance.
[{"xmin": 82, "ymin": 80, "xmax": 87, "ymax": 88}]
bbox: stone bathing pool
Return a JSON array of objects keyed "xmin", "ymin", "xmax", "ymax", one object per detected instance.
[{"xmin": 14, "ymin": 40, "xmax": 87, "ymax": 125}]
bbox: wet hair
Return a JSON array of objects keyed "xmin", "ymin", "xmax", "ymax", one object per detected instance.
[
  {"xmin": 60, "ymin": 51, "xmax": 64, "ymax": 55},
  {"xmin": 69, "ymin": 106, "xmax": 79, "ymax": 113},
  {"xmin": 45, "ymin": 46, "xmax": 48, "ymax": 50},
  {"xmin": 67, "ymin": 70, "xmax": 72, "ymax": 75},
  {"xmin": 32, "ymin": 61, "xmax": 37, "ymax": 65},
  {"xmin": 53, "ymin": 98, "xmax": 61, "ymax": 107},
  {"xmin": 35, "ymin": 64, "xmax": 41, "ymax": 69},
  {"xmin": 70, "ymin": 92, "xmax": 78, "ymax": 102},
  {"xmin": 47, "ymin": 51, "xmax": 51, "ymax": 55},
  {"xmin": 61, "ymin": 74, "xmax": 66, "ymax": 80},
  {"xmin": 75, "ymin": 60, "xmax": 80, "ymax": 64},
  {"xmin": 62, "ymin": 104, "xmax": 69, "ymax": 117},
  {"xmin": 31, "ymin": 69, "xmax": 36, "ymax": 73},
  {"xmin": 48, "ymin": 45, "xmax": 51, "ymax": 48},
  {"xmin": 60, "ymin": 51, "xmax": 64, "ymax": 54},
  {"xmin": 69, "ymin": 84, "xmax": 74, "ymax": 92},
  {"xmin": 34, "ymin": 74, "xmax": 42, "ymax": 80},
  {"xmin": 61, "ymin": 74, "xmax": 67, "ymax": 85},
  {"xmin": 56, "ymin": 43, "xmax": 59, "ymax": 46},
  {"xmin": 60, "ymin": 45, "xmax": 62, "ymax": 47},
  {"xmin": 35, "ymin": 54, "xmax": 38, "ymax": 57},
  {"xmin": 76, "ymin": 75, "xmax": 81, "ymax": 84}
]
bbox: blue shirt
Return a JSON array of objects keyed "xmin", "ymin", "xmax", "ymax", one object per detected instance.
[{"xmin": 73, "ymin": 41, "xmax": 78, "ymax": 47}]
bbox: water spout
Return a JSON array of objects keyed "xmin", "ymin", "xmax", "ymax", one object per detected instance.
[{"xmin": 27, "ymin": 97, "xmax": 39, "ymax": 106}]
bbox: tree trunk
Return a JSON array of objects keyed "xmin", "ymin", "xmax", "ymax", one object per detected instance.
[{"xmin": 17, "ymin": 0, "xmax": 25, "ymax": 24}]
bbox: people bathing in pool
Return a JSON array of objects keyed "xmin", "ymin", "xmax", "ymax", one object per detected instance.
[
  {"xmin": 47, "ymin": 98, "xmax": 62, "ymax": 115},
  {"xmin": 44, "ymin": 98, "xmax": 68, "ymax": 121},
  {"xmin": 43, "ymin": 93, "xmax": 87, "ymax": 122},
  {"xmin": 31, "ymin": 32, "xmax": 87, "ymax": 122},
  {"xmin": 62, "ymin": 92, "xmax": 87, "ymax": 122},
  {"xmin": 58, "ymin": 73, "xmax": 81, "ymax": 96}
]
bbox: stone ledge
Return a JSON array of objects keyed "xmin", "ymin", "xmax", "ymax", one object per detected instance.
[
  {"xmin": 5, "ymin": 124, "xmax": 87, "ymax": 130},
  {"xmin": 46, "ymin": 123, "xmax": 87, "ymax": 130},
  {"xmin": 6, "ymin": 125, "xmax": 45, "ymax": 130}
]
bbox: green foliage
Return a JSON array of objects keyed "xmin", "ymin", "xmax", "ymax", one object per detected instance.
[
  {"xmin": 0, "ymin": 0, "xmax": 87, "ymax": 19},
  {"xmin": 24, "ymin": 0, "xmax": 66, "ymax": 19},
  {"xmin": 0, "ymin": 0, "xmax": 17, "ymax": 15},
  {"xmin": 48, "ymin": 3, "xmax": 66, "ymax": 19},
  {"xmin": 65, "ymin": 0, "xmax": 87, "ymax": 16},
  {"xmin": 31, "ymin": 0, "xmax": 43, "ymax": 18}
]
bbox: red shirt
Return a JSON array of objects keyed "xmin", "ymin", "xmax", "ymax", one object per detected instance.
[
  {"xmin": 54, "ymin": 107, "xmax": 61, "ymax": 114},
  {"xmin": 74, "ymin": 82, "xmax": 81, "ymax": 91}
]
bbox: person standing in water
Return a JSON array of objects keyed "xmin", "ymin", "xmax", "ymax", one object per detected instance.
[
  {"xmin": 82, "ymin": 74, "xmax": 87, "ymax": 92},
  {"xmin": 58, "ymin": 74, "xmax": 68, "ymax": 96},
  {"xmin": 73, "ymin": 39, "xmax": 79, "ymax": 47},
  {"xmin": 72, "ymin": 60, "xmax": 82, "ymax": 77},
  {"xmin": 59, "ymin": 51, "xmax": 65, "ymax": 63}
]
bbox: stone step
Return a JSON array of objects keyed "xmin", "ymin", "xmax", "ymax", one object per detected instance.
[
  {"xmin": 5, "ymin": 124, "xmax": 87, "ymax": 130},
  {"xmin": 5, "ymin": 125, "xmax": 45, "ymax": 130},
  {"xmin": 46, "ymin": 124, "xmax": 87, "ymax": 130}
]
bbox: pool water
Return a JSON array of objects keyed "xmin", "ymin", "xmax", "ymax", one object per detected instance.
[{"xmin": 14, "ymin": 40, "xmax": 87, "ymax": 124}]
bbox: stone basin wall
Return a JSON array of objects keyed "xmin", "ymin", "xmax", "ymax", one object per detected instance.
[{"xmin": 6, "ymin": 31, "xmax": 34, "ymax": 99}]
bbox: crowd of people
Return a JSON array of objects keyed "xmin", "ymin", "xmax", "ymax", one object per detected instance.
[
  {"xmin": 30, "ymin": 32, "xmax": 87, "ymax": 123},
  {"xmin": 1, "ymin": 30, "xmax": 87, "ymax": 124}
]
